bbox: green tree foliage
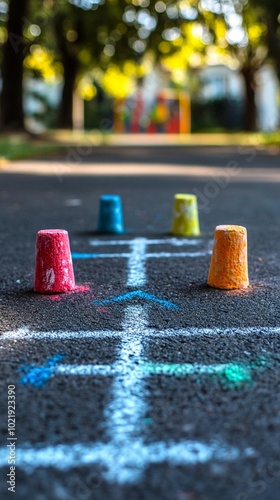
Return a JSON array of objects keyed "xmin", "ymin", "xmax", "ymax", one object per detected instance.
[{"xmin": 0, "ymin": 0, "xmax": 278, "ymax": 131}]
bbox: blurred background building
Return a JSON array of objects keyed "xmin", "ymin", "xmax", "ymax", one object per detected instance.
[{"xmin": 23, "ymin": 63, "xmax": 279, "ymax": 133}]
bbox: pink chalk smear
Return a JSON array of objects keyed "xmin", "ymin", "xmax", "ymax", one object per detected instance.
[
  {"xmin": 40, "ymin": 285, "xmax": 92, "ymax": 301},
  {"xmin": 73, "ymin": 285, "xmax": 91, "ymax": 293}
]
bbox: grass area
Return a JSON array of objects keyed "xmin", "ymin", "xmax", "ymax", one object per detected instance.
[
  {"xmin": 258, "ymin": 131, "xmax": 280, "ymax": 147},
  {"xmin": 0, "ymin": 135, "xmax": 60, "ymax": 162},
  {"xmin": 0, "ymin": 130, "xmax": 279, "ymax": 164}
]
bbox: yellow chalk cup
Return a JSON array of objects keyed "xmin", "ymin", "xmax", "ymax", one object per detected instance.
[{"xmin": 171, "ymin": 194, "xmax": 200, "ymax": 236}]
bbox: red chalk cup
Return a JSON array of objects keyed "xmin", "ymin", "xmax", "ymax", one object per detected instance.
[{"xmin": 34, "ymin": 229, "xmax": 75, "ymax": 294}]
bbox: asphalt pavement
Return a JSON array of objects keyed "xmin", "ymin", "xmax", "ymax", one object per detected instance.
[{"xmin": 0, "ymin": 143, "xmax": 280, "ymax": 500}]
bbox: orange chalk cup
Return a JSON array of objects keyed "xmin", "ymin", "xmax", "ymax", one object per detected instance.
[{"xmin": 207, "ymin": 225, "xmax": 249, "ymax": 290}]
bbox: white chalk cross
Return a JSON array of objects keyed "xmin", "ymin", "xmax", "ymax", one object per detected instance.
[{"xmin": 72, "ymin": 237, "xmax": 212, "ymax": 287}]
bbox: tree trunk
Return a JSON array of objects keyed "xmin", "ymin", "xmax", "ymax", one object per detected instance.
[
  {"xmin": 266, "ymin": 18, "xmax": 280, "ymax": 81},
  {"xmin": 0, "ymin": 0, "xmax": 28, "ymax": 131},
  {"xmin": 57, "ymin": 54, "xmax": 79, "ymax": 129},
  {"xmin": 240, "ymin": 66, "xmax": 257, "ymax": 132},
  {"xmin": 54, "ymin": 12, "xmax": 80, "ymax": 129}
]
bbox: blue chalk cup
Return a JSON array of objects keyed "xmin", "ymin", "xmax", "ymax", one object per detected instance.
[{"xmin": 97, "ymin": 195, "xmax": 124, "ymax": 233}]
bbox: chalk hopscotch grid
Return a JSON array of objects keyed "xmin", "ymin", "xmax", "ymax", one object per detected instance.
[
  {"xmin": 0, "ymin": 306, "xmax": 257, "ymax": 484},
  {"xmin": 0, "ymin": 237, "xmax": 265, "ymax": 483}
]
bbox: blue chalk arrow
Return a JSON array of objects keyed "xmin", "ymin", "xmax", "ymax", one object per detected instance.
[
  {"xmin": 19, "ymin": 354, "xmax": 64, "ymax": 387},
  {"xmin": 93, "ymin": 290, "xmax": 179, "ymax": 310}
]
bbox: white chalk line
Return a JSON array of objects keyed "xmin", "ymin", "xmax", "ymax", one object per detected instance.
[
  {"xmin": 0, "ymin": 441, "xmax": 255, "ymax": 484},
  {"xmin": 2, "ymin": 326, "xmax": 280, "ymax": 341},
  {"xmin": 127, "ymin": 238, "xmax": 147, "ymax": 287},
  {"xmin": 145, "ymin": 251, "xmax": 210, "ymax": 257},
  {"xmin": 55, "ymin": 365, "xmax": 114, "ymax": 376},
  {"xmin": 45, "ymin": 362, "xmax": 239, "ymax": 377},
  {"xmin": 89, "ymin": 237, "xmax": 202, "ymax": 247},
  {"xmin": 104, "ymin": 306, "xmax": 147, "ymax": 455}
]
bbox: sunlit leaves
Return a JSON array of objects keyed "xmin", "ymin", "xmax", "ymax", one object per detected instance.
[
  {"xmin": 247, "ymin": 23, "xmax": 267, "ymax": 44},
  {"xmin": 102, "ymin": 65, "xmax": 135, "ymax": 98},
  {"xmin": 24, "ymin": 46, "xmax": 62, "ymax": 81},
  {"xmin": 0, "ymin": 25, "xmax": 7, "ymax": 43},
  {"xmin": 77, "ymin": 76, "xmax": 97, "ymax": 99}
]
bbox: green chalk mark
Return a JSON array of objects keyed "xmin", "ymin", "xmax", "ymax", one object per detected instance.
[
  {"xmin": 144, "ymin": 418, "xmax": 153, "ymax": 425},
  {"xmin": 141, "ymin": 356, "xmax": 270, "ymax": 389},
  {"xmin": 142, "ymin": 362, "xmax": 227, "ymax": 377},
  {"xmin": 222, "ymin": 365, "xmax": 252, "ymax": 387},
  {"xmin": 250, "ymin": 356, "xmax": 271, "ymax": 370},
  {"xmin": 221, "ymin": 356, "xmax": 271, "ymax": 388}
]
